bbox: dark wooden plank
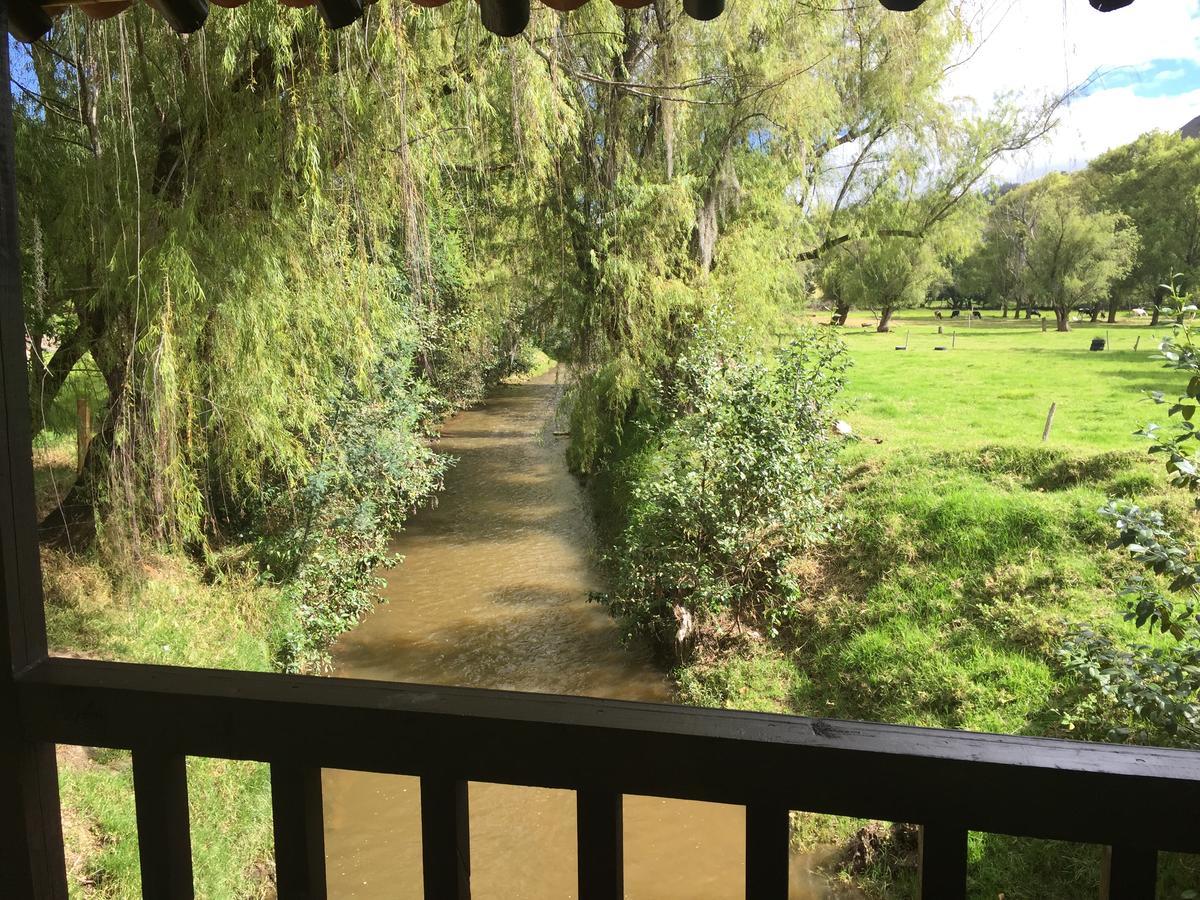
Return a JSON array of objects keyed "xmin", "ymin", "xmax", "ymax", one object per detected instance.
[
  {"xmin": 0, "ymin": 740, "xmax": 68, "ymax": 898},
  {"xmin": 1101, "ymin": 845, "xmax": 1158, "ymax": 900},
  {"xmin": 576, "ymin": 789, "xmax": 622, "ymax": 900},
  {"xmin": 17, "ymin": 657, "xmax": 1200, "ymax": 853},
  {"xmin": 420, "ymin": 776, "xmax": 469, "ymax": 900},
  {"xmin": 0, "ymin": 9, "xmax": 67, "ymax": 897},
  {"xmin": 132, "ymin": 750, "xmax": 193, "ymax": 899},
  {"xmin": 271, "ymin": 765, "xmax": 326, "ymax": 900},
  {"xmin": 745, "ymin": 803, "xmax": 789, "ymax": 900},
  {"xmin": 918, "ymin": 824, "xmax": 967, "ymax": 900}
]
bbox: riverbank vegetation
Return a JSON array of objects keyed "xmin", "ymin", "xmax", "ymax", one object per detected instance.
[
  {"xmin": 13, "ymin": 0, "xmax": 1200, "ymax": 895},
  {"xmin": 606, "ymin": 315, "xmax": 1200, "ymax": 897}
]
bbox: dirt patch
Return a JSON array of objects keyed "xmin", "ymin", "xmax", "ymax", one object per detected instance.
[{"xmin": 843, "ymin": 821, "xmax": 919, "ymax": 876}]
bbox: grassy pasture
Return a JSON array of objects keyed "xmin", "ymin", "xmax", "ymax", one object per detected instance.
[{"xmin": 814, "ymin": 311, "xmax": 1168, "ymax": 453}]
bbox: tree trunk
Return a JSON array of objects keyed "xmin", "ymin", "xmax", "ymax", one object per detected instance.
[
  {"xmin": 1055, "ymin": 307, "xmax": 1071, "ymax": 332},
  {"xmin": 1001, "ymin": 300, "xmax": 1008, "ymax": 319},
  {"xmin": 876, "ymin": 308, "xmax": 895, "ymax": 333},
  {"xmin": 834, "ymin": 300, "xmax": 850, "ymax": 326},
  {"xmin": 1106, "ymin": 298, "xmax": 1118, "ymax": 324},
  {"xmin": 1089, "ymin": 306, "xmax": 1101, "ymax": 323},
  {"xmin": 1151, "ymin": 305, "xmax": 1161, "ymax": 327}
]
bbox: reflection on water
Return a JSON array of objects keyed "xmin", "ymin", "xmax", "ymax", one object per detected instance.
[{"xmin": 323, "ymin": 370, "xmax": 852, "ymax": 898}]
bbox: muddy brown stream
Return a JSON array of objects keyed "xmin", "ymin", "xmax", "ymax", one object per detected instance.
[{"xmin": 323, "ymin": 370, "xmax": 847, "ymax": 899}]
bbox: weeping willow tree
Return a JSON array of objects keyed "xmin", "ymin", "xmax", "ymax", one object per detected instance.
[
  {"xmin": 15, "ymin": 1, "xmax": 575, "ymax": 557},
  {"xmin": 497, "ymin": 0, "xmax": 1067, "ymax": 471}
]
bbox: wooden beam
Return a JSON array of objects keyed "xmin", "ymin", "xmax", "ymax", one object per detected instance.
[
  {"xmin": 0, "ymin": 10, "xmax": 67, "ymax": 897},
  {"xmin": 18, "ymin": 657, "xmax": 1200, "ymax": 855},
  {"xmin": 576, "ymin": 789, "xmax": 622, "ymax": 900},
  {"xmin": 271, "ymin": 765, "xmax": 327, "ymax": 900}
]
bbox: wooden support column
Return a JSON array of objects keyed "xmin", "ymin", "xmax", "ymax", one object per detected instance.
[
  {"xmin": 420, "ymin": 776, "xmax": 470, "ymax": 900},
  {"xmin": 745, "ymin": 803, "xmax": 790, "ymax": 899},
  {"xmin": 271, "ymin": 765, "xmax": 327, "ymax": 899},
  {"xmin": 132, "ymin": 750, "xmax": 194, "ymax": 899},
  {"xmin": 0, "ymin": 11, "xmax": 68, "ymax": 898},
  {"xmin": 1101, "ymin": 845, "xmax": 1158, "ymax": 900},
  {"xmin": 576, "ymin": 789, "xmax": 622, "ymax": 900},
  {"xmin": 918, "ymin": 824, "xmax": 968, "ymax": 900}
]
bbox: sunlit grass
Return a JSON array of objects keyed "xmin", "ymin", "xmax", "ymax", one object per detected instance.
[{"xmin": 43, "ymin": 551, "xmax": 282, "ymax": 898}]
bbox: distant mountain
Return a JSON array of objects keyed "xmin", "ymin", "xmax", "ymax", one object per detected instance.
[{"xmin": 1181, "ymin": 115, "xmax": 1200, "ymax": 140}]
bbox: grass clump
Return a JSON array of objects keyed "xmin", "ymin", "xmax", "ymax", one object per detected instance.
[{"xmin": 43, "ymin": 545, "xmax": 284, "ymax": 898}]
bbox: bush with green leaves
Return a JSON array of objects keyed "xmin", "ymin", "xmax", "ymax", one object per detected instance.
[
  {"xmin": 262, "ymin": 346, "xmax": 448, "ymax": 672},
  {"xmin": 599, "ymin": 326, "xmax": 848, "ymax": 656},
  {"xmin": 1060, "ymin": 277, "xmax": 1200, "ymax": 746}
]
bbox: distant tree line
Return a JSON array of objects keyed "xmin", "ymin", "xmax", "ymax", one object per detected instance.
[{"xmin": 818, "ymin": 130, "xmax": 1200, "ymax": 333}]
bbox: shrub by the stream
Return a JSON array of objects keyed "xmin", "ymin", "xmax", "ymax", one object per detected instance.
[
  {"xmin": 261, "ymin": 347, "xmax": 447, "ymax": 672},
  {"xmin": 599, "ymin": 328, "xmax": 848, "ymax": 655}
]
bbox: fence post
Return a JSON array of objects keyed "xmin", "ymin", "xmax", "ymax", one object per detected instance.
[{"xmin": 1042, "ymin": 403, "xmax": 1056, "ymax": 442}]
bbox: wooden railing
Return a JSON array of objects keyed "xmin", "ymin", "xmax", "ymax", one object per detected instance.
[{"xmin": 6, "ymin": 654, "xmax": 1200, "ymax": 899}]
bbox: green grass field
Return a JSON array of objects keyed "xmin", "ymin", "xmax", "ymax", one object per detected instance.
[
  {"xmin": 838, "ymin": 313, "xmax": 1168, "ymax": 453},
  {"xmin": 682, "ymin": 312, "xmax": 1200, "ymax": 898}
]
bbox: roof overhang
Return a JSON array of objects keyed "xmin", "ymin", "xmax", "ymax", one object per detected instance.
[{"xmin": 4, "ymin": 0, "xmax": 1139, "ymax": 45}]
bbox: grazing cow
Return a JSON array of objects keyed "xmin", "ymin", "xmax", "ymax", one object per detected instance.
[
  {"xmin": 1131, "ymin": 307, "xmax": 1148, "ymax": 317},
  {"xmin": 934, "ymin": 311, "xmax": 944, "ymax": 319},
  {"xmin": 972, "ymin": 310, "xmax": 982, "ymax": 319},
  {"xmin": 950, "ymin": 309, "xmax": 961, "ymax": 318}
]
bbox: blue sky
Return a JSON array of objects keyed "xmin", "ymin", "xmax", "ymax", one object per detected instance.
[
  {"xmin": 1090, "ymin": 58, "xmax": 1200, "ymax": 100},
  {"xmin": 945, "ymin": 0, "xmax": 1200, "ymax": 181}
]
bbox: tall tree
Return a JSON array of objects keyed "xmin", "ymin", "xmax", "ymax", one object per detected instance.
[
  {"xmin": 1009, "ymin": 174, "xmax": 1139, "ymax": 333},
  {"xmin": 1085, "ymin": 131, "xmax": 1200, "ymax": 325}
]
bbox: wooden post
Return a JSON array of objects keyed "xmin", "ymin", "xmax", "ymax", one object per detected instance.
[
  {"xmin": 0, "ymin": 11, "xmax": 68, "ymax": 896},
  {"xmin": 132, "ymin": 751, "xmax": 194, "ymax": 898},
  {"xmin": 918, "ymin": 825, "xmax": 967, "ymax": 900},
  {"xmin": 952, "ymin": 331, "xmax": 956, "ymax": 349},
  {"xmin": 1041, "ymin": 317, "xmax": 1047, "ymax": 332},
  {"xmin": 421, "ymin": 777, "xmax": 471, "ymax": 900},
  {"xmin": 1042, "ymin": 403, "xmax": 1056, "ymax": 442},
  {"xmin": 745, "ymin": 803, "xmax": 790, "ymax": 899},
  {"xmin": 577, "ymin": 790, "xmax": 623, "ymax": 900},
  {"xmin": 1100, "ymin": 845, "xmax": 1157, "ymax": 899},
  {"xmin": 1134, "ymin": 336, "xmax": 1141, "ymax": 351},
  {"xmin": 76, "ymin": 398, "xmax": 90, "ymax": 474}
]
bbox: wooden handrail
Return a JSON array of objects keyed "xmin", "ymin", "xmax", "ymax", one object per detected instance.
[
  {"xmin": 16, "ymin": 656, "xmax": 1200, "ymax": 855},
  {"xmin": 16, "ymin": 655, "xmax": 1191, "ymax": 897}
]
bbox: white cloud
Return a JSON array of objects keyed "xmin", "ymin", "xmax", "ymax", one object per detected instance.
[{"xmin": 944, "ymin": 0, "xmax": 1200, "ymax": 181}]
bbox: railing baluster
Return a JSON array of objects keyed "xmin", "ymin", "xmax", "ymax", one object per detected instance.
[
  {"xmin": 1101, "ymin": 845, "xmax": 1158, "ymax": 900},
  {"xmin": 918, "ymin": 824, "xmax": 967, "ymax": 900},
  {"xmin": 271, "ymin": 764, "xmax": 326, "ymax": 899},
  {"xmin": 745, "ymin": 803, "xmax": 790, "ymax": 899},
  {"xmin": 420, "ymin": 776, "xmax": 470, "ymax": 900},
  {"xmin": 131, "ymin": 750, "xmax": 193, "ymax": 899},
  {"xmin": 576, "ymin": 789, "xmax": 623, "ymax": 900}
]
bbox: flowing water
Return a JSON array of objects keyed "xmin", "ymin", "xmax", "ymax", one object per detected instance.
[{"xmin": 323, "ymin": 370, "xmax": 850, "ymax": 899}]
